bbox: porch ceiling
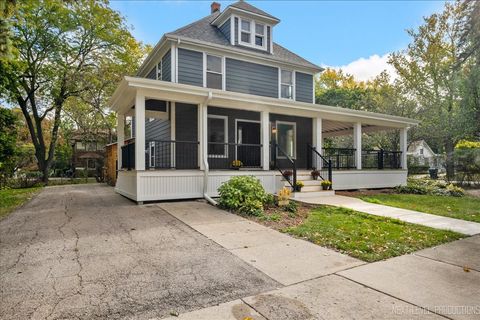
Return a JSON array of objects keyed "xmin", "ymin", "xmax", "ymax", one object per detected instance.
[
  {"xmin": 110, "ymin": 77, "xmax": 419, "ymax": 129},
  {"xmin": 322, "ymin": 120, "xmax": 399, "ymax": 137}
]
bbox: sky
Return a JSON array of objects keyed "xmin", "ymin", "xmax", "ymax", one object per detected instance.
[{"xmin": 110, "ymin": 0, "xmax": 447, "ymax": 81}]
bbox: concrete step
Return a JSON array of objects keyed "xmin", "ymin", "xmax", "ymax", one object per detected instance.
[
  {"xmin": 300, "ymin": 185, "xmax": 324, "ymax": 192},
  {"xmin": 292, "ymin": 190, "xmax": 335, "ymax": 199}
]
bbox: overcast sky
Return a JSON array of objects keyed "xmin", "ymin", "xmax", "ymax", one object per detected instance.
[{"xmin": 111, "ymin": 0, "xmax": 447, "ymax": 81}]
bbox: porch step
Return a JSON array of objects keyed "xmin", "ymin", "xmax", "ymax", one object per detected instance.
[{"xmin": 292, "ymin": 190, "xmax": 335, "ymax": 199}]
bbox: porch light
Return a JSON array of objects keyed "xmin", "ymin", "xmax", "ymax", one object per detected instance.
[{"xmin": 272, "ymin": 127, "xmax": 277, "ymax": 134}]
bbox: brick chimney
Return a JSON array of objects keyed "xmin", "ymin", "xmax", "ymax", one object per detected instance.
[{"xmin": 211, "ymin": 2, "xmax": 221, "ymax": 13}]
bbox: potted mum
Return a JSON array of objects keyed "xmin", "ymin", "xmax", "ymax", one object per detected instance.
[
  {"xmin": 283, "ymin": 170, "xmax": 293, "ymax": 182},
  {"xmin": 311, "ymin": 170, "xmax": 320, "ymax": 180},
  {"xmin": 321, "ymin": 180, "xmax": 332, "ymax": 190},
  {"xmin": 294, "ymin": 181, "xmax": 304, "ymax": 192},
  {"xmin": 231, "ymin": 160, "xmax": 243, "ymax": 170}
]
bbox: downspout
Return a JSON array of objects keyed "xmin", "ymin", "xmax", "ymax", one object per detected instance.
[{"xmin": 202, "ymin": 91, "xmax": 217, "ymax": 205}]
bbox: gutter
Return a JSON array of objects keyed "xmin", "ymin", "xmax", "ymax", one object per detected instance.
[{"xmin": 202, "ymin": 91, "xmax": 217, "ymax": 206}]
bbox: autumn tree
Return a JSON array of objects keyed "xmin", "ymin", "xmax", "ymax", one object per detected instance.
[
  {"xmin": 389, "ymin": 1, "xmax": 477, "ymax": 179},
  {"xmin": 0, "ymin": 0, "xmax": 144, "ymax": 182}
]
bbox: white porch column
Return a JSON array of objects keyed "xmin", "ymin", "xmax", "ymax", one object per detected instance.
[
  {"xmin": 312, "ymin": 117, "xmax": 323, "ymax": 168},
  {"xmin": 170, "ymin": 102, "xmax": 176, "ymax": 168},
  {"xmin": 117, "ymin": 113, "xmax": 124, "ymax": 170},
  {"xmin": 261, "ymin": 111, "xmax": 270, "ymax": 170},
  {"xmin": 135, "ymin": 92, "xmax": 145, "ymax": 171},
  {"xmin": 353, "ymin": 122, "xmax": 362, "ymax": 170},
  {"xmin": 400, "ymin": 127, "xmax": 408, "ymax": 170},
  {"xmin": 198, "ymin": 104, "xmax": 205, "ymax": 170}
]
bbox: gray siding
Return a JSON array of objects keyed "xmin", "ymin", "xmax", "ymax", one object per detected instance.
[
  {"xmin": 219, "ymin": 19, "xmax": 231, "ymax": 42},
  {"xmin": 178, "ymin": 48, "xmax": 203, "ymax": 87},
  {"xmin": 226, "ymin": 58, "xmax": 278, "ymax": 98},
  {"xmin": 146, "ymin": 67, "xmax": 156, "ymax": 79},
  {"xmin": 145, "ymin": 119, "xmax": 170, "ymax": 141},
  {"xmin": 295, "ymin": 72, "xmax": 313, "ymax": 103},
  {"xmin": 267, "ymin": 26, "xmax": 271, "ymax": 53},
  {"xmin": 234, "ymin": 17, "xmax": 238, "ymax": 45},
  {"xmin": 162, "ymin": 50, "xmax": 171, "ymax": 82},
  {"xmin": 270, "ymin": 113, "xmax": 313, "ymax": 169},
  {"xmin": 208, "ymin": 106, "xmax": 260, "ymax": 144}
]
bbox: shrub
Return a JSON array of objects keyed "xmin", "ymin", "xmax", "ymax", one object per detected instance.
[
  {"xmin": 396, "ymin": 178, "xmax": 464, "ymax": 197},
  {"xmin": 217, "ymin": 176, "xmax": 271, "ymax": 216},
  {"xmin": 285, "ymin": 200, "xmax": 298, "ymax": 213}
]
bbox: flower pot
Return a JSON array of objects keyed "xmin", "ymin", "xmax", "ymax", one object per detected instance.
[
  {"xmin": 312, "ymin": 176, "xmax": 318, "ymax": 180},
  {"xmin": 322, "ymin": 185, "xmax": 329, "ymax": 190},
  {"xmin": 232, "ymin": 167, "xmax": 240, "ymax": 170}
]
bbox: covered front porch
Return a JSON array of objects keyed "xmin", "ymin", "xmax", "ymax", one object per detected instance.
[{"xmin": 110, "ymin": 77, "xmax": 416, "ymax": 202}]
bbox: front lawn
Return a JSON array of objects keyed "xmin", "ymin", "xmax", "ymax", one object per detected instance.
[
  {"xmin": 250, "ymin": 205, "xmax": 463, "ymax": 262},
  {"xmin": 0, "ymin": 187, "xmax": 41, "ymax": 220},
  {"xmin": 359, "ymin": 194, "xmax": 480, "ymax": 223}
]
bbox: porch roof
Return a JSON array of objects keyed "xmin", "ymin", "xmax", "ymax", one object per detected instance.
[{"xmin": 109, "ymin": 76, "xmax": 419, "ymax": 130}]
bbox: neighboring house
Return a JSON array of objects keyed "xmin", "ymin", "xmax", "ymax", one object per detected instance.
[
  {"xmin": 70, "ymin": 133, "xmax": 107, "ymax": 177},
  {"xmin": 407, "ymin": 140, "xmax": 441, "ymax": 168},
  {"xmin": 110, "ymin": 1, "xmax": 418, "ymax": 203}
]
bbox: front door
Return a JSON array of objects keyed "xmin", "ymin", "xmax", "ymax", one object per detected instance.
[{"xmin": 236, "ymin": 120, "xmax": 261, "ymax": 167}]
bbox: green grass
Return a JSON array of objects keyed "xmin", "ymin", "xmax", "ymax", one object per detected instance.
[
  {"xmin": 284, "ymin": 206, "xmax": 463, "ymax": 262},
  {"xmin": 0, "ymin": 187, "xmax": 42, "ymax": 220},
  {"xmin": 359, "ymin": 194, "xmax": 480, "ymax": 223}
]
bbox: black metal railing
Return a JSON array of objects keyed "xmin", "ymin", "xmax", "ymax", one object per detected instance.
[
  {"xmin": 145, "ymin": 140, "xmax": 199, "ymax": 169},
  {"xmin": 271, "ymin": 142, "xmax": 297, "ymax": 189},
  {"xmin": 362, "ymin": 149, "xmax": 401, "ymax": 169},
  {"xmin": 121, "ymin": 143, "xmax": 135, "ymax": 170},
  {"xmin": 207, "ymin": 142, "xmax": 262, "ymax": 170},
  {"xmin": 307, "ymin": 144, "xmax": 333, "ymax": 185},
  {"xmin": 322, "ymin": 148, "xmax": 356, "ymax": 170}
]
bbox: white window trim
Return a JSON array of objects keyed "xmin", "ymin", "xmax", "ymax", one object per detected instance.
[
  {"xmin": 275, "ymin": 120, "xmax": 297, "ymax": 159},
  {"xmin": 148, "ymin": 141, "xmax": 155, "ymax": 168},
  {"xmin": 279, "ymin": 69, "xmax": 295, "ymax": 100},
  {"xmin": 237, "ymin": 17, "xmax": 268, "ymax": 51},
  {"xmin": 156, "ymin": 60, "xmax": 162, "ymax": 80},
  {"xmin": 203, "ymin": 53, "xmax": 225, "ymax": 90},
  {"xmin": 207, "ymin": 114, "xmax": 228, "ymax": 158}
]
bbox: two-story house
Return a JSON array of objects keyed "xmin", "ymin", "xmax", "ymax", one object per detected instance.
[{"xmin": 110, "ymin": 1, "xmax": 418, "ymax": 203}]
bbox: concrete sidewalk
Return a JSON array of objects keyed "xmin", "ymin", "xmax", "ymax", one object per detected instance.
[
  {"xmin": 158, "ymin": 201, "xmax": 363, "ymax": 286},
  {"xmin": 300, "ymin": 195, "xmax": 480, "ymax": 235},
  {"xmin": 159, "ymin": 202, "xmax": 480, "ymax": 320}
]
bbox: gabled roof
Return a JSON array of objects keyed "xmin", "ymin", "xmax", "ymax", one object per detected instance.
[
  {"xmin": 229, "ymin": 0, "xmax": 279, "ymax": 21},
  {"xmin": 165, "ymin": 11, "xmax": 321, "ymax": 71}
]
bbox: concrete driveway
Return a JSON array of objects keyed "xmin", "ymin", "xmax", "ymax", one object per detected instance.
[{"xmin": 0, "ymin": 185, "xmax": 279, "ymax": 320}]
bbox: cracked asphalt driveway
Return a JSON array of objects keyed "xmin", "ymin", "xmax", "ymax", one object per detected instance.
[{"xmin": 0, "ymin": 184, "xmax": 279, "ymax": 320}]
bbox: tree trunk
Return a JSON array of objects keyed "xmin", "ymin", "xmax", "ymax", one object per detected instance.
[{"xmin": 445, "ymin": 139, "xmax": 455, "ymax": 181}]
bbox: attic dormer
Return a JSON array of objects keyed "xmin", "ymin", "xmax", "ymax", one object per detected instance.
[{"xmin": 210, "ymin": 1, "xmax": 280, "ymax": 54}]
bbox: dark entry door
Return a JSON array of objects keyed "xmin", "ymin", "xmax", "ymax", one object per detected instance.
[{"xmin": 236, "ymin": 121, "xmax": 261, "ymax": 167}]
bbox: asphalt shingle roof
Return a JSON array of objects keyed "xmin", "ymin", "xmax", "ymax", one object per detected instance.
[
  {"xmin": 165, "ymin": 9, "xmax": 321, "ymax": 71},
  {"xmin": 229, "ymin": 0, "xmax": 279, "ymax": 21}
]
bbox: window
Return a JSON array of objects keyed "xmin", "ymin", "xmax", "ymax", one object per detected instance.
[
  {"xmin": 255, "ymin": 23, "xmax": 265, "ymax": 47},
  {"xmin": 76, "ymin": 142, "xmax": 85, "ymax": 150},
  {"xmin": 206, "ymin": 54, "xmax": 223, "ymax": 89},
  {"xmin": 280, "ymin": 70, "xmax": 294, "ymax": 99},
  {"xmin": 87, "ymin": 159, "xmax": 96, "ymax": 169},
  {"xmin": 207, "ymin": 115, "xmax": 228, "ymax": 157},
  {"xmin": 419, "ymin": 148, "xmax": 424, "ymax": 155},
  {"xmin": 276, "ymin": 121, "xmax": 296, "ymax": 159},
  {"xmin": 156, "ymin": 61, "xmax": 162, "ymax": 80},
  {"xmin": 149, "ymin": 141, "xmax": 155, "ymax": 168},
  {"xmin": 239, "ymin": 18, "xmax": 268, "ymax": 50},
  {"xmin": 240, "ymin": 19, "xmax": 251, "ymax": 44}
]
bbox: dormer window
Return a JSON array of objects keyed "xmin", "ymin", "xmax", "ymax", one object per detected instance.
[
  {"xmin": 255, "ymin": 23, "xmax": 265, "ymax": 46},
  {"xmin": 240, "ymin": 19, "xmax": 251, "ymax": 43},
  {"xmin": 156, "ymin": 61, "xmax": 162, "ymax": 80},
  {"xmin": 238, "ymin": 17, "xmax": 267, "ymax": 50}
]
